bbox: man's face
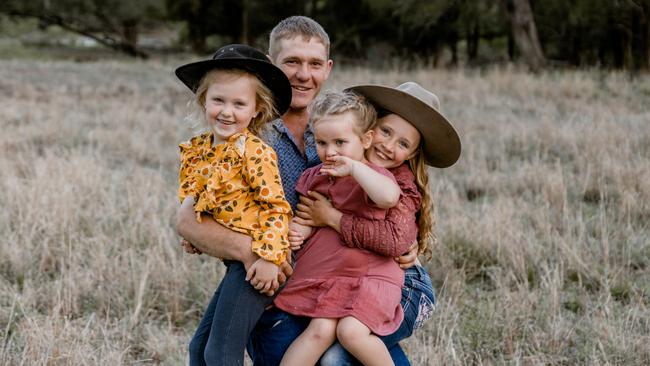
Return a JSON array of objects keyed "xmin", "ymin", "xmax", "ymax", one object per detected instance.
[{"xmin": 271, "ymin": 36, "xmax": 333, "ymax": 111}]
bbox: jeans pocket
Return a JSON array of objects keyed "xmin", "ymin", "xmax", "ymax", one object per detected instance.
[{"xmin": 413, "ymin": 292, "xmax": 435, "ymax": 330}]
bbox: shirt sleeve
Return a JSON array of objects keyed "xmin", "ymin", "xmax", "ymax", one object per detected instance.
[
  {"xmin": 243, "ymin": 137, "xmax": 293, "ymax": 265},
  {"xmin": 339, "ymin": 165, "xmax": 421, "ymax": 257},
  {"xmin": 178, "ymin": 138, "xmax": 201, "ymax": 204}
]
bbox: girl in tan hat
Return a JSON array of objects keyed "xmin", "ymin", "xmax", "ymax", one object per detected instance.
[
  {"xmin": 289, "ymin": 82, "xmax": 461, "ymax": 365},
  {"xmin": 175, "ymin": 44, "xmax": 293, "ymax": 366},
  {"xmin": 274, "ymin": 90, "xmax": 408, "ymax": 366}
]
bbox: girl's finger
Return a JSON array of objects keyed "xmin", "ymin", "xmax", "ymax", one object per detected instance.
[
  {"xmin": 307, "ymin": 191, "xmax": 328, "ymax": 201},
  {"xmin": 294, "ymin": 210, "xmax": 311, "ymax": 219},
  {"xmin": 246, "ymin": 266, "xmax": 255, "ymax": 281},
  {"xmin": 293, "ymin": 217, "xmax": 313, "ymax": 226},
  {"xmin": 261, "ymin": 280, "xmax": 272, "ymax": 292},
  {"xmin": 296, "ymin": 203, "xmax": 310, "ymax": 212}
]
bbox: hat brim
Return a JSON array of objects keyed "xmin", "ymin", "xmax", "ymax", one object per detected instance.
[
  {"xmin": 175, "ymin": 58, "xmax": 292, "ymax": 116},
  {"xmin": 346, "ymin": 85, "xmax": 461, "ymax": 168}
]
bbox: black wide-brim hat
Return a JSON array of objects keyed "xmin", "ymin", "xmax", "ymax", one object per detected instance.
[
  {"xmin": 346, "ymin": 82, "xmax": 461, "ymax": 168},
  {"xmin": 175, "ymin": 44, "xmax": 292, "ymax": 115}
]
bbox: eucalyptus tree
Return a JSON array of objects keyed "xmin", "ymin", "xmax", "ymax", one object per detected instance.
[{"xmin": 0, "ymin": 0, "xmax": 165, "ymax": 58}]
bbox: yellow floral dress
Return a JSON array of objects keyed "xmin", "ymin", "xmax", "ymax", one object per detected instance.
[{"xmin": 178, "ymin": 129, "xmax": 292, "ymax": 265}]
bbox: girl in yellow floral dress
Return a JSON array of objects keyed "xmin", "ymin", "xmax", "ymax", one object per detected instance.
[{"xmin": 175, "ymin": 44, "xmax": 293, "ymax": 366}]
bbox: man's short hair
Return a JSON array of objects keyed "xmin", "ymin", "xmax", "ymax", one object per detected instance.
[{"xmin": 269, "ymin": 15, "xmax": 330, "ymax": 59}]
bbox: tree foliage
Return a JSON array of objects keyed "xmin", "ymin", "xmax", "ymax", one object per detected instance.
[
  {"xmin": 1, "ymin": 0, "xmax": 648, "ymax": 70},
  {"xmin": 0, "ymin": 0, "xmax": 166, "ymax": 58}
]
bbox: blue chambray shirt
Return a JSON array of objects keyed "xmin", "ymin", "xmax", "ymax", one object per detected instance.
[{"xmin": 260, "ymin": 118, "xmax": 321, "ymax": 211}]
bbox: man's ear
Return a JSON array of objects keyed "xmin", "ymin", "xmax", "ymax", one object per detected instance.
[
  {"xmin": 361, "ymin": 130, "xmax": 374, "ymax": 149},
  {"xmin": 323, "ymin": 59, "xmax": 334, "ymax": 80}
]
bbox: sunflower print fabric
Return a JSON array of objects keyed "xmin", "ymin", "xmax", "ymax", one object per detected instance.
[{"xmin": 178, "ymin": 130, "xmax": 292, "ymax": 265}]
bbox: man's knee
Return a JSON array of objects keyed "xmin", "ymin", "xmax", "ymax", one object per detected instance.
[{"xmin": 320, "ymin": 343, "xmax": 354, "ymax": 366}]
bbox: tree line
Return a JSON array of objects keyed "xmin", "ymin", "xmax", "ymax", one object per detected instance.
[{"xmin": 1, "ymin": 0, "xmax": 649, "ymax": 71}]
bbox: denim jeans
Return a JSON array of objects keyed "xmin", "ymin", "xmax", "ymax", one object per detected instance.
[
  {"xmin": 189, "ymin": 261, "xmax": 274, "ymax": 366},
  {"xmin": 247, "ymin": 265, "xmax": 436, "ymax": 366}
]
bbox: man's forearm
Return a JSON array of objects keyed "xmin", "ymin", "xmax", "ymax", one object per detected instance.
[{"xmin": 176, "ymin": 197, "xmax": 257, "ymax": 266}]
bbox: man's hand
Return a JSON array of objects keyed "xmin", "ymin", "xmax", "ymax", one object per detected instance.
[
  {"xmin": 395, "ymin": 241, "xmax": 418, "ymax": 269},
  {"xmin": 246, "ymin": 259, "xmax": 280, "ymax": 296},
  {"xmin": 320, "ymin": 156, "xmax": 357, "ymax": 177},
  {"xmin": 295, "ymin": 191, "xmax": 341, "ymax": 230},
  {"xmin": 180, "ymin": 238, "xmax": 202, "ymax": 255}
]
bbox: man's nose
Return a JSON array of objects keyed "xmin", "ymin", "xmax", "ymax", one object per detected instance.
[{"xmin": 295, "ymin": 63, "xmax": 309, "ymax": 81}]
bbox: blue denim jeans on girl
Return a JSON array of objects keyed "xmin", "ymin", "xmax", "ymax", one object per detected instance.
[
  {"xmin": 246, "ymin": 265, "xmax": 436, "ymax": 366},
  {"xmin": 189, "ymin": 261, "xmax": 274, "ymax": 366}
]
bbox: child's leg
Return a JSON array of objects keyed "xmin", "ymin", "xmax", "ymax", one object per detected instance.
[
  {"xmin": 280, "ymin": 318, "xmax": 338, "ymax": 366},
  {"xmin": 203, "ymin": 261, "xmax": 274, "ymax": 366},
  {"xmin": 189, "ymin": 280, "xmax": 225, "ymax": 366},
  {"xmin": 336, "ymin": 316, "xmax": 395, "ymax": 366}
]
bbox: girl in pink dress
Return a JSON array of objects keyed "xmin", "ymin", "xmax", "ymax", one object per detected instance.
[{"xmin": 274, "ymin": 90, "xmax": 404, "ymax": 366}]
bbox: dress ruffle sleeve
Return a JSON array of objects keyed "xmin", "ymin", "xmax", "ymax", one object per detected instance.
[
  {"xmin": 242, "ymin": 136, "xmax": 292, "ymax": 266},
  {"xmin": 178, "ymin": 133, "xmax": 211, "ymax": 205},
  {"xmin": 339, "ymin": 164, "xmax": 421, "ymax": 257}
]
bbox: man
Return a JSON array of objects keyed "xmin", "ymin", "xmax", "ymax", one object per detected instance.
[{"xmin": 176, "ymin": 15, "xmax": 417, "ymax": 365}]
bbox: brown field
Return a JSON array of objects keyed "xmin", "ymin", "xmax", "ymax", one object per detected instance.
[{"xmin": 1, "ymin": 59, "xmax": 649, "ymax": 365}]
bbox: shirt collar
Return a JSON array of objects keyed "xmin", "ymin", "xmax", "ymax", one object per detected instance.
[{"xmin": 270, "ymin": 118, "xmax": 313, "ymax": 136}]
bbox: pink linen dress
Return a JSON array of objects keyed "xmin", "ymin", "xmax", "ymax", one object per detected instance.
[{"xmin": 273, "ymin": 163, "xmax": 404, "ymax": 336}]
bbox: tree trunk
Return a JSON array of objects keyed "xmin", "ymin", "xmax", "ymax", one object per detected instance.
[
  {"xmin": 633, "ymin": 1, "xmax": 649, "ymax": 70},
  {"xmin": 620, "ymin": 28, "xmax": 634, "ymax": 70},
  {"xmin": 500, "ymin": 0, "xmax": 545, "ymax": 71},
  {"xmin": 507, "ymin": 31, "xmax": 515, "ymax": 60},
  {"xmin": 467, "ymin": 20, "xmax": 479, "ymax": 63},
  {"xmin": 239, "ymin": 0, "xmax": 249, "ymax": 44},
  {"xmin": 188, "ymin": 24, "xmax": 207, "ymax": 54},
  {"xmin": 122, "ymin": 20, "xmax": 138, "ymax": 49}
]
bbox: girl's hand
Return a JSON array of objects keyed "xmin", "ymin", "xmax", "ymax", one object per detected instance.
[
  {"xmin": 295, "ymin": 191, "xmax": 342, "ymax": 230},
  {"xmin": 180, "ymin": 238, "xmax": 202, "ymax": 255},
  {"xmin": 288, "ymin": 220, "xmax": 313, "ymax": 251},
  {"xmin": 288, "ymin": 230, "xmax": 305, "ymax": 251},
  {"xmin": 246, "ymin": 259, "xmax": 280, "ymax": 296},
  {"xmin": 320, "ymin": 156, "xmax": 357, "ymax": 177},
  {"xmin": 395, "ymin": 241, "xmax": 418, "ymax": 269}
]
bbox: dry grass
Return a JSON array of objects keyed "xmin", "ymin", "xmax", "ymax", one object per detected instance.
[{"xmin": 1, "ymin": 59, "xmax": 649, "ymax": 365}]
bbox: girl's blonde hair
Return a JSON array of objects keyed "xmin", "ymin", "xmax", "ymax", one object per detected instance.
[
  {"xmin": 309, "ymin": 90, "xmax": 376, "ymax": 135},
  {"xmin": 408, "ymin": 149, "xmax": 435, "ymax": 260},
  {"xmin": 192, "ymin": 68, "xmax": 278, "ymax": 136}
]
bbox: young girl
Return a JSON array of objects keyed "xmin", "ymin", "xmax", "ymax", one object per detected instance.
[
  {"xmin": 287, "ymin": 82, "xmax": 461, "ymax": 366},
  {"xmin": 274, "ymin": 90, "xmax": 404, "ymax": 366},
  {"xmin": 175, "ymin": 44, "xmax": 293, "ymax": 366}
]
